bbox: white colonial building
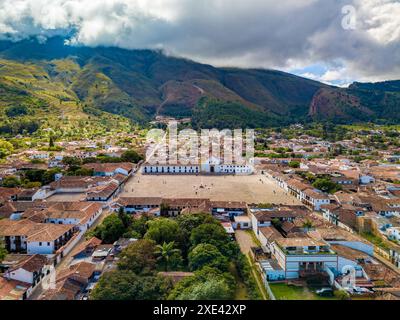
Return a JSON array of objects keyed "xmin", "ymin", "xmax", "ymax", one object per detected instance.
[{"xmin": 143, "ymin": 157, "xmax": 254, "ymax": 175}]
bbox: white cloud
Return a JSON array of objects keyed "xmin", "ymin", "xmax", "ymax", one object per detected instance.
[{"xmin": 0, "ymin": 0, "xmax": 399, "ymax": 83}]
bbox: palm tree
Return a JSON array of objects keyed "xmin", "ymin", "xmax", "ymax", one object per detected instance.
[{"xmin": 155, "ymin": 242, "xmax": 180, "ymax": 271}]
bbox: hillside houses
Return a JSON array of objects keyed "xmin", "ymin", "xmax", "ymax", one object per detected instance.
[
  {"xmin": 47, "ymin": 174, "xmax": 128, "ymax": 203},
  {"xmin": 83, "ymin": 163, "xmax": 135, "ymax": 177},
  {"xmin": 22, "ymin": 202, "xmax": 103, "ymax": 232},
  {"xmin": 0, "ymin": 219, "xmax": 76, "ymax": 255},
  {"xmin": 0, "ymin": 254, "xmax": 51, "ymax": 300}
]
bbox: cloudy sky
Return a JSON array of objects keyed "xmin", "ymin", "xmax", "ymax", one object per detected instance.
[{"xmin": 0, "ymin": 0, "xmax": 399, "ymax": 86}]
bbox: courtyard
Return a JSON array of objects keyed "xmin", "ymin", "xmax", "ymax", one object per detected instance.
[{"xmin": 121, "ymin": 171, "xmax": 302, "ymax": 204}]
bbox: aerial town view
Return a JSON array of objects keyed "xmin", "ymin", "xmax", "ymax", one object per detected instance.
[{"xmin": 0, "ymin": 0, "xmax": 399, "ymax": 311}]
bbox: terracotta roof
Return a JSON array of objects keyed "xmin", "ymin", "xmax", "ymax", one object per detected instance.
[
  {"xmin": 83, "ymin": 162, "xmax": 134, "ymax": 173},
  {"xmin": 0, "ymin": 219, "xmax": 74, "ymax": 242},
  {"xmin": 0, "ymin": 277, "xmax": 30, "ymax": 300},
  {"xmin": 86, "ymin": 182, "xmax": 119, "ymax": 199},
  {"xmin": 210, "ymin": 201, "xmax": 247, "ymax": 209},
  {"xmin": 252, "ymin": 210, "xmax": 297, "ymax": 221},
  {"xmin": 118, "ymin": 197, "xmax": 162, "ymax": 206},
  {"xmin": 276, "ymin": 237, "xmax": 328, "ymax": 248},
  {"xmin": 287, "ymin": 179, "xmax": 310, "ymax": 191},
  {"xmin": 303, "ymin": 188, "xmax": 330, "ymax": 200},
  {"xmin": 259, "ymin": 226, "xmax": 283, "ymax": 241},
  {"xmin": 70, "ymin": 237, "xmax": 102, "ymax": 257},
  {"xmin": 9, "ymin": 254, "xmax": 48, "ymax": 273},
  {"xmin": 57, "ymin": 262, "xmax": 96, "ymax": 285}
]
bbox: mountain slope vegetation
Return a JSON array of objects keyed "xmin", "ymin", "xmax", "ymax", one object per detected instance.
[{"xmin": 0, "ymin": 36, "xmax": 399, "ymax": 130}]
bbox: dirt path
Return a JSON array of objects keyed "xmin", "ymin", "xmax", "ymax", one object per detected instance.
[
  {"xmin": 235, "ymin": 230, "xmax": 269, "ymax": 300},
  {"xmin": 235, "ymin": 230, "xmax": 256, "ymax": 255}
]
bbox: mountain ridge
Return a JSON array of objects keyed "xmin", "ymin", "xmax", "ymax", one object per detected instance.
[{"xmin": 0, "ymin": 36, "xmax": 399, "ymax": 130}]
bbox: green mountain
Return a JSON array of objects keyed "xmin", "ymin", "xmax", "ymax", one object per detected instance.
[
  {"xmin": 0, "ymin": 36, "xmax": 399, "ymax": 131},
  {"xmin": 309, "ymin": 81, "xmax": 400, "ymax": 123}
]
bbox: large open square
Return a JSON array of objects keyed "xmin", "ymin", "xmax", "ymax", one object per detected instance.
[{"xmin": 121, "ymin": 171, "xmax": 301, "ymax": 204}]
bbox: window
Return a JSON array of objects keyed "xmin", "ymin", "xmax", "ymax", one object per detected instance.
[
  {"xmin": 47, "ymin": 242, "xmax": 50, "ymax": 246},
  {"xmin": 39, "ymin": 242, "xmax": 42, "ymax": 246}
]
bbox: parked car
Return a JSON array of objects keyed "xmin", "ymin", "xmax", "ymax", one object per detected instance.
[{"xmin": 316, "ymin": 288, "xmax": 334, "ymax": 297}]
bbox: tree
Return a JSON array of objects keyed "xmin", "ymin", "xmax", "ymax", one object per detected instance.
[
  {"xmin": 168, "ymin": 267, "xmax": 235, "ymax": 300},
  {"xmin": 126, "ymin": 214, "xmax": 153, "ymax": 239},
  {"xmin": 2, "ymin": 176, "xmax": 21, "ymax": 188},
  {"xmin": 91, "ymin": 214, "xmax": 126, "ymax": 244},
  {"xmin": 91, "ymin": 270, "xmax": 172, "ymax": 300},
  {"xmin": 190, "ymin": 223, "xmax": 230, "ymax": 249},
  {"xmin": 49, "ymin": 135, "xmax": 55, "ymax": 148},
  {"xmin": 188, "ymin": 244, "xmax": 228, "ymax": 272},
  {"xmin": 145, "ymin": 218, "xmax": 182, "ymax": 245},
  {"xmin": 118, "ymin": 208, "xmax": 132, "ymax": 229},
  {"xmin": 5, "ymin": 105, "xmax": 28, "ymax": 118},
  {"xmin": 62, "ymin": 156, "xmax": 82, "ymax": 167},
  {"xmin": 155, "ymin": 242, "xmax": 182, "ymax": 271},
  {"xmin": 0, "ymin": 139, "xmax": 14, "ymax": 159},
  {"xmin": 118, "ymin": 239, "xmax": 157, "ymax": 275},
  {"xmin": 121, "ymin": 150, "xmax": 143, "ymax": 163},
  {"xmin": 289, "ymin": 161, "xmax": 300, "ymax": 168},
  {"xmin": 312, "ymin": 178, "xmax": 341, "ymax": 194}
]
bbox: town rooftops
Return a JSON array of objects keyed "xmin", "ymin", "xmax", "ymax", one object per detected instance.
[
  {"xmin": 83, "ymin": 162, "xmax": 134, "ymax": 173},
  {"xmin": 57, "ymin": 261, "xmax": 96, "ymax": 285},
  {"xmin": 70, "ymin": 237, "xmax": 102, "ymax": 258},
  {"xmin": 303, "ymin": 188, "xmax": 330, "ymax": 200},
  {"xmin": 275, "ymin": 237, "xmax": 328, "ymax": 248},
  {"xmin": 251, "ymin": 210, "xmax": 298, "ymax": 221},
  {"xmin": 22, "ymin": 202, "xmax": 102, "ymax": 226},
  {"xmin": 49, "ymin": 176, "xmax": 111, "ymax": 190},
  {"xmin": 162, "ymin": 198, "xmax": 211, "ymax": 208},
  {"xmin": 0, "ymin": 219, "xmax": 74, "ymax": 242},
  {"xmin": 86, "ymin": 182, "xmax": 119, "ymax": 200},
  {"xmin": 118, "ymin": 197, "xmax": 163, "ymax": 206},
  {"xmin": 210, "ymin": 201, "xmax": 247, "ymax": 209},
  {"xmin": 259, "ymin": 226, "xmax": 283, "ymax": 242},
  {"xmin": 8, "ymin": 254, "xmax": 48, "ymax": 273},
  {"xmin": 287, "ymin": 179, "xmax": 310, "ymax": 191},
  {"xmin": 0, "ymin": 201, "xmax": 47, "ymax": 219},
  {"xmin": 0, "ymin": 277, "xmax": 30, "ymax": 300}
]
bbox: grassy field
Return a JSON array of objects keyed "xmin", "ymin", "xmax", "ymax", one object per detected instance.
[{"xmin": 270, "ymin": 283, "xmax": 337, "ymax": 301}]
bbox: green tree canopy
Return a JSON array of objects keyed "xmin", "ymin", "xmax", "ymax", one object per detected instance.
[
  {"xmin": 121, "ymin": 150, "xmax": 143, "ymax": 163},
  {"xmin": 118, "ymin": 239, "xmax": 157, "ymax": 275},
  {"xmin": 0, "ymin": 139, "xmax": 14, "ymax": 159},
  {"xmin": 190, "ymin": 223, "xmax": 230, "ymax": 249},
  {"xmin": 2, "ymin": 176, "xmax": 21, "ymax": 188},
  {"xmin": 91, "ymin": 214, "xmax": 126, "ymax": 244},
  {"xmin": 145, "ymin": 218, "xmax": 183, "ymax": 245},
  {"xmin": 188, "ymin": 243, "xmax": 228, "ymax": 272},
  {"xmin": 91, "ymin": 270, "xmax": 172, "ymax": 300},
  {"xmin": 312, "ymin": 178, "xmax": 341, "ymax": 194},
  {"xmin": 168, "ymin": 267, "xmax": 235, "ymax": 300},
  {"xmin": 155, "ymin": 242, "xmax": 183, "ymax": 272}
]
